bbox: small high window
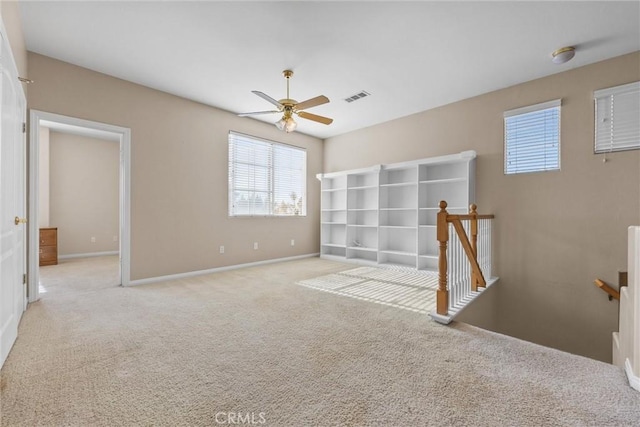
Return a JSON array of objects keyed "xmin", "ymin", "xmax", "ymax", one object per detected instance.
[
  {"xmin": 594, "ymin": 81, "xmax": 640, "ymax": 153},
  {"xmin": 504, "ymin": 99, "xmax": 561, "ymax": 175},
  {"xmin": 228, "ymin": 132, "xmax": 306, "ymax": 217}
]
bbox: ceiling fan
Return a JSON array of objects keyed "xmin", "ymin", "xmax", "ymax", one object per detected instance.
[{"xmin": 238, "ymin": 70, "xmax": 333, "ymax": 133}]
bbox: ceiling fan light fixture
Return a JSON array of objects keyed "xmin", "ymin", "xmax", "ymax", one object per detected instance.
[
  {"xmin": 275, "ymin": 116, "xmax": 297, "ymax": 133},
  {"xmin": 551, "ymin": 46, "xmax": 575, "ymax": 64},
  {"xmin": 240, "ymin": 69, "xmax": 333, "ymax": 132},
  {"xmin": 284, "ymin": 117, "xmax": 297, "ymax": 133}
]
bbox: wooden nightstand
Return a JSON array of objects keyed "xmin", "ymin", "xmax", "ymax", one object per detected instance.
[{"xmin": 39, "ymin": 227, "xmax": 58, "ymax": 266}]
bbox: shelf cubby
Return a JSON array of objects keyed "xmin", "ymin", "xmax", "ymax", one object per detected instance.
[
  {"xmin": 380, "ymin": 184, "xmax": 417, "ymax": 210},
  {"xmin": 419, "ymin": 162, "xmax": 467, "ymax": 181},
  {"xmin": 379, "ymin": 227, "xmax": 416, "ymax": 254},
  {"xmin": 380, "ymin": 208, "xmax": 416, "ymax": 227},
  {"xmin": 321, "ymin": 189, "xmax": 347, "ymax": 211},
  {"xmin": 348, "ymin": 172, "xmax": 378, "ymax": 189},
  {"xmin": 347, "ymin": 247, "xmax": 378, "ymax": 263},
  {"xmin": 322, "ymin": 245, "xmax": 347, "ymax": 258},
  {"xmin": 347, "ymin": 186, "xmax": 378, "ymax": 211},
  {"xmin": 380, "ymin": 166, "xmax": 417, "ymax": 186},
  {"xmin": 321, "ymin": 223, "xmax": 346, "ymax": 247},
  {"xmin": 322, "ymin": 175, "xmax": 347, "ymax": 191},
  {"xmin": 420, "ymin": 180, "xmax": 468, "ymax": 209},
  {"xmin": 347, "ymin": 209, "xmax": 378, "ymax": 227},
  {"xmin": 347, "ymin": 225, "xmax": 378, "ymax": 251},
  {"xmin": 322, "ymin": 209, "xmax": 347, "ymax": 224}
]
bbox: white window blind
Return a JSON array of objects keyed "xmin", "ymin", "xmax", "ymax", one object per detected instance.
[
  {"xmin": 594, "ymin": 81, "xmax": 640, "ymax": 153},
  {"xmin": 504, "ymin": 99, "xmax": 561, "ymax": 175},
  {"xmin": 228, "ymin": 132, "xmax": 306, "ymax": 216}
]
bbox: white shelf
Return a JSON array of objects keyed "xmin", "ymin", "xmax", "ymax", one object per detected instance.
[
  {"xmin": 322, "ymin": 222, "xmax": 346, "ymax": 225},
  {"xmin": 348, "ymin": 185, "xmax": 378, "ymax": 191},
  {"xmin": 419, "ymin": 225, "xmax": 436, "ymax": 228},
  {"xmin": 418, "ymin": 206, "xmax": 467, "ymax": 211},
  {"xmin": 348, "ymin": 224, "xmax": 377, "ymax": 228},
  {"xmin": 322, "ymin": 187, "xmax": 346, "ymax": 192},
  {"xmin": 348, "ymin": 246, "xmax": 377, "ymax": 252},
  {"xmin": 419, "ymin": 177, "xmax": 466, "ymax": 184},
  {"xmin": 380, "ymin": 250, "xmax": 416, "ymax": 256},
  {"xmin": 322, "ymin": 243, "xmax": 346, "ymax": 248},
  {"xmin": 322, "ymin": 208, "xmax": 346, "ymax": 212},
  {"xmin": 348, "ymin": 208, "xmax": 377, "ymax": 211},
  {"xmin": 380, "ymin": 182, "xmax": 417, "ymax": 188},
  {"xmin": 380, "ymin": 225, "xmax": 416, "ymax": 229},
  {"xmin": 380, "ymin": 207, "xmax": 415, "ymax": 211}
]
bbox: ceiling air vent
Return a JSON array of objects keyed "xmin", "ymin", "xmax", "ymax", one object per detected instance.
[{"xmin": 344, "ymin": 91, "xmax": 371, "ymax": 103}]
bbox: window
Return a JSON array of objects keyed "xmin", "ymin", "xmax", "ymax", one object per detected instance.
[
  {"xmin": 504, "ymin": 99, "xmax": 561, "ymax": 175},
  {"xmin": 594, "ymin": 81, "xmax": 640, "ymax": 153},
  {"xmin": 228, "ymin": 131, "xmax": 306, "ymax": 216}
]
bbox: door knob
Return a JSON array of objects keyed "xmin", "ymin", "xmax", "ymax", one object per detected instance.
[{"xmin": 14, "ymin": 216, "xmax": 27, "ymax": 225}]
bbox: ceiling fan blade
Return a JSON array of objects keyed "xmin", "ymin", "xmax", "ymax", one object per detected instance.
[
  {"xmin": 294, "ymin": 95, "xmax": 330, "ymax": 111},
  {"xmin": 252, "ymin": 91, "xmax": 283, "ymax": 108},
  {"xmin": 297, "ymin": 111, "xmax": 333, "ymax": 125},
  {"xmin": 238, "ymin": 110, "xmax": 280, "ymax": 117}
]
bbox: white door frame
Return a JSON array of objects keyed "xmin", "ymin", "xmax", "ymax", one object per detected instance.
[{"xmin": 28, "ymin": 110, "xmax": 131, "ymax": 301}]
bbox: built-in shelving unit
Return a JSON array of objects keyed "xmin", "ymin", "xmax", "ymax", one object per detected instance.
[{"xmin": 318, "ymin": 151, "xmax": 475, "ymax": 271}]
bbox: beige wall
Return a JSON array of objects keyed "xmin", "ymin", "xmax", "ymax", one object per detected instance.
[
  {"xmin": 0, "ymin": 1, "xmax": 27, "ymax": 84},
  {"xmin": 38, "ymin": 126, "xmax": 50, "ymax": 227},
  {"xmin": 27, "ymin": 53, "xmax": 323, "ymax": 280},
  {"xmin": 324, "ymin": 52, "xmax": 640, "ymax": 362},
  {"xmin": 49, "ymin": 131, "xmax": 119, "ymax": 256}
]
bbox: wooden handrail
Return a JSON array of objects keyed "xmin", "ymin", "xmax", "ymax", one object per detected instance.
[
  {"xmin": 437, "ymin": 201, "xmax": 494, "ymax": 316},
  {"xmin": 594, "ymin": 279, "xmax": 620, "ymax": 301},
  {"xmin": 446, "ymin": 214, "xmax": 495, "ymax": 221}
]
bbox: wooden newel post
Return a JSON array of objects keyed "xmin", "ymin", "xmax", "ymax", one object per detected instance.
[
  {"xmin": 469, "ymin": 204, "xmax": 478, "ymax": 291},
  {"xmin": 437, "ymin": 200, "xmax": 449, "ymax": 315}
]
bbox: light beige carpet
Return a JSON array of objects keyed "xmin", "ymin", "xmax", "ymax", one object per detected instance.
[
  {"xmin": 297, "ymin": 266, "xmax": 439, "ymax": 314},
  {"xmin": 1, "ymin": 256, "xmax": 639, "ymax": 426}
]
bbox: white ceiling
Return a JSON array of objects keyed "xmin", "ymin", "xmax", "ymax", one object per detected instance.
[{"xmin": 19, "ymin": 1, "xmax": 640, "ymax": 139}]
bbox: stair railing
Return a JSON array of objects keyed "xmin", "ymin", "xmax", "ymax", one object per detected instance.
[{"xmin": 436, "ymin": 201, "xmax": 495, "ymax": 316}]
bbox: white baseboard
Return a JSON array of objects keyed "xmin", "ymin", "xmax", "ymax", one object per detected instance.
[
  {"xmin": 625, "ymin": 358, "xmax": 640, "ymax": 392},
  {"xmin": 59, "ymin": 251, "xmax": 119, "ymax": 260},
  {"xmin": 128, "ymin": 253, "xmax": 320, "ymax": 287}
]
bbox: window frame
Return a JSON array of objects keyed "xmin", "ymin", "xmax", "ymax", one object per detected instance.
[
  {"xmin": 503, "ymin": 99, "xmax": 561, "ymax": 175},
  {"xmin": 228, "ymin": 131, "xmax": 307, "ymax": 218}
]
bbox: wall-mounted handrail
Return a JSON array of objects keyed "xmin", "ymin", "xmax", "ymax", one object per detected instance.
[
  {"xmin": 436, "ymin": 200, "xmax": 495, "ymax": 316},
  {"xmin": 595, "ymin": 278, "xmax": 621, "ymax": 301}
]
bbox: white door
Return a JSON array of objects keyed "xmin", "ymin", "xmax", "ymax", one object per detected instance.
[{"xmin": 0, "ymin": 30, "xmax": 27, "ymax": 368}]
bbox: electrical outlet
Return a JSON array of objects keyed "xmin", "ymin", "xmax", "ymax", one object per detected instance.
[
  {"xmin": 219, "ymin": 246, "xmax": 225, "ymax": 254},
  {"xmin": 291, "ymin": 239, "xmax": 295, "ymax": 246},
  {"xmin": 253, "ymin": 242, "xmax": 258, "ymax": 250},
  {"xmin": 90, "ymin": 237, "xmax": 96, "ymax": 243},
  {"xmin": 113, "ymin": 235, "xmax": 118, "ymax": 242}
]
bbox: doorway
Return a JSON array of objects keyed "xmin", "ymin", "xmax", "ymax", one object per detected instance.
[{"xmin": 28, "ymin": 111, "xmax": 131, "ymax": 302}]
